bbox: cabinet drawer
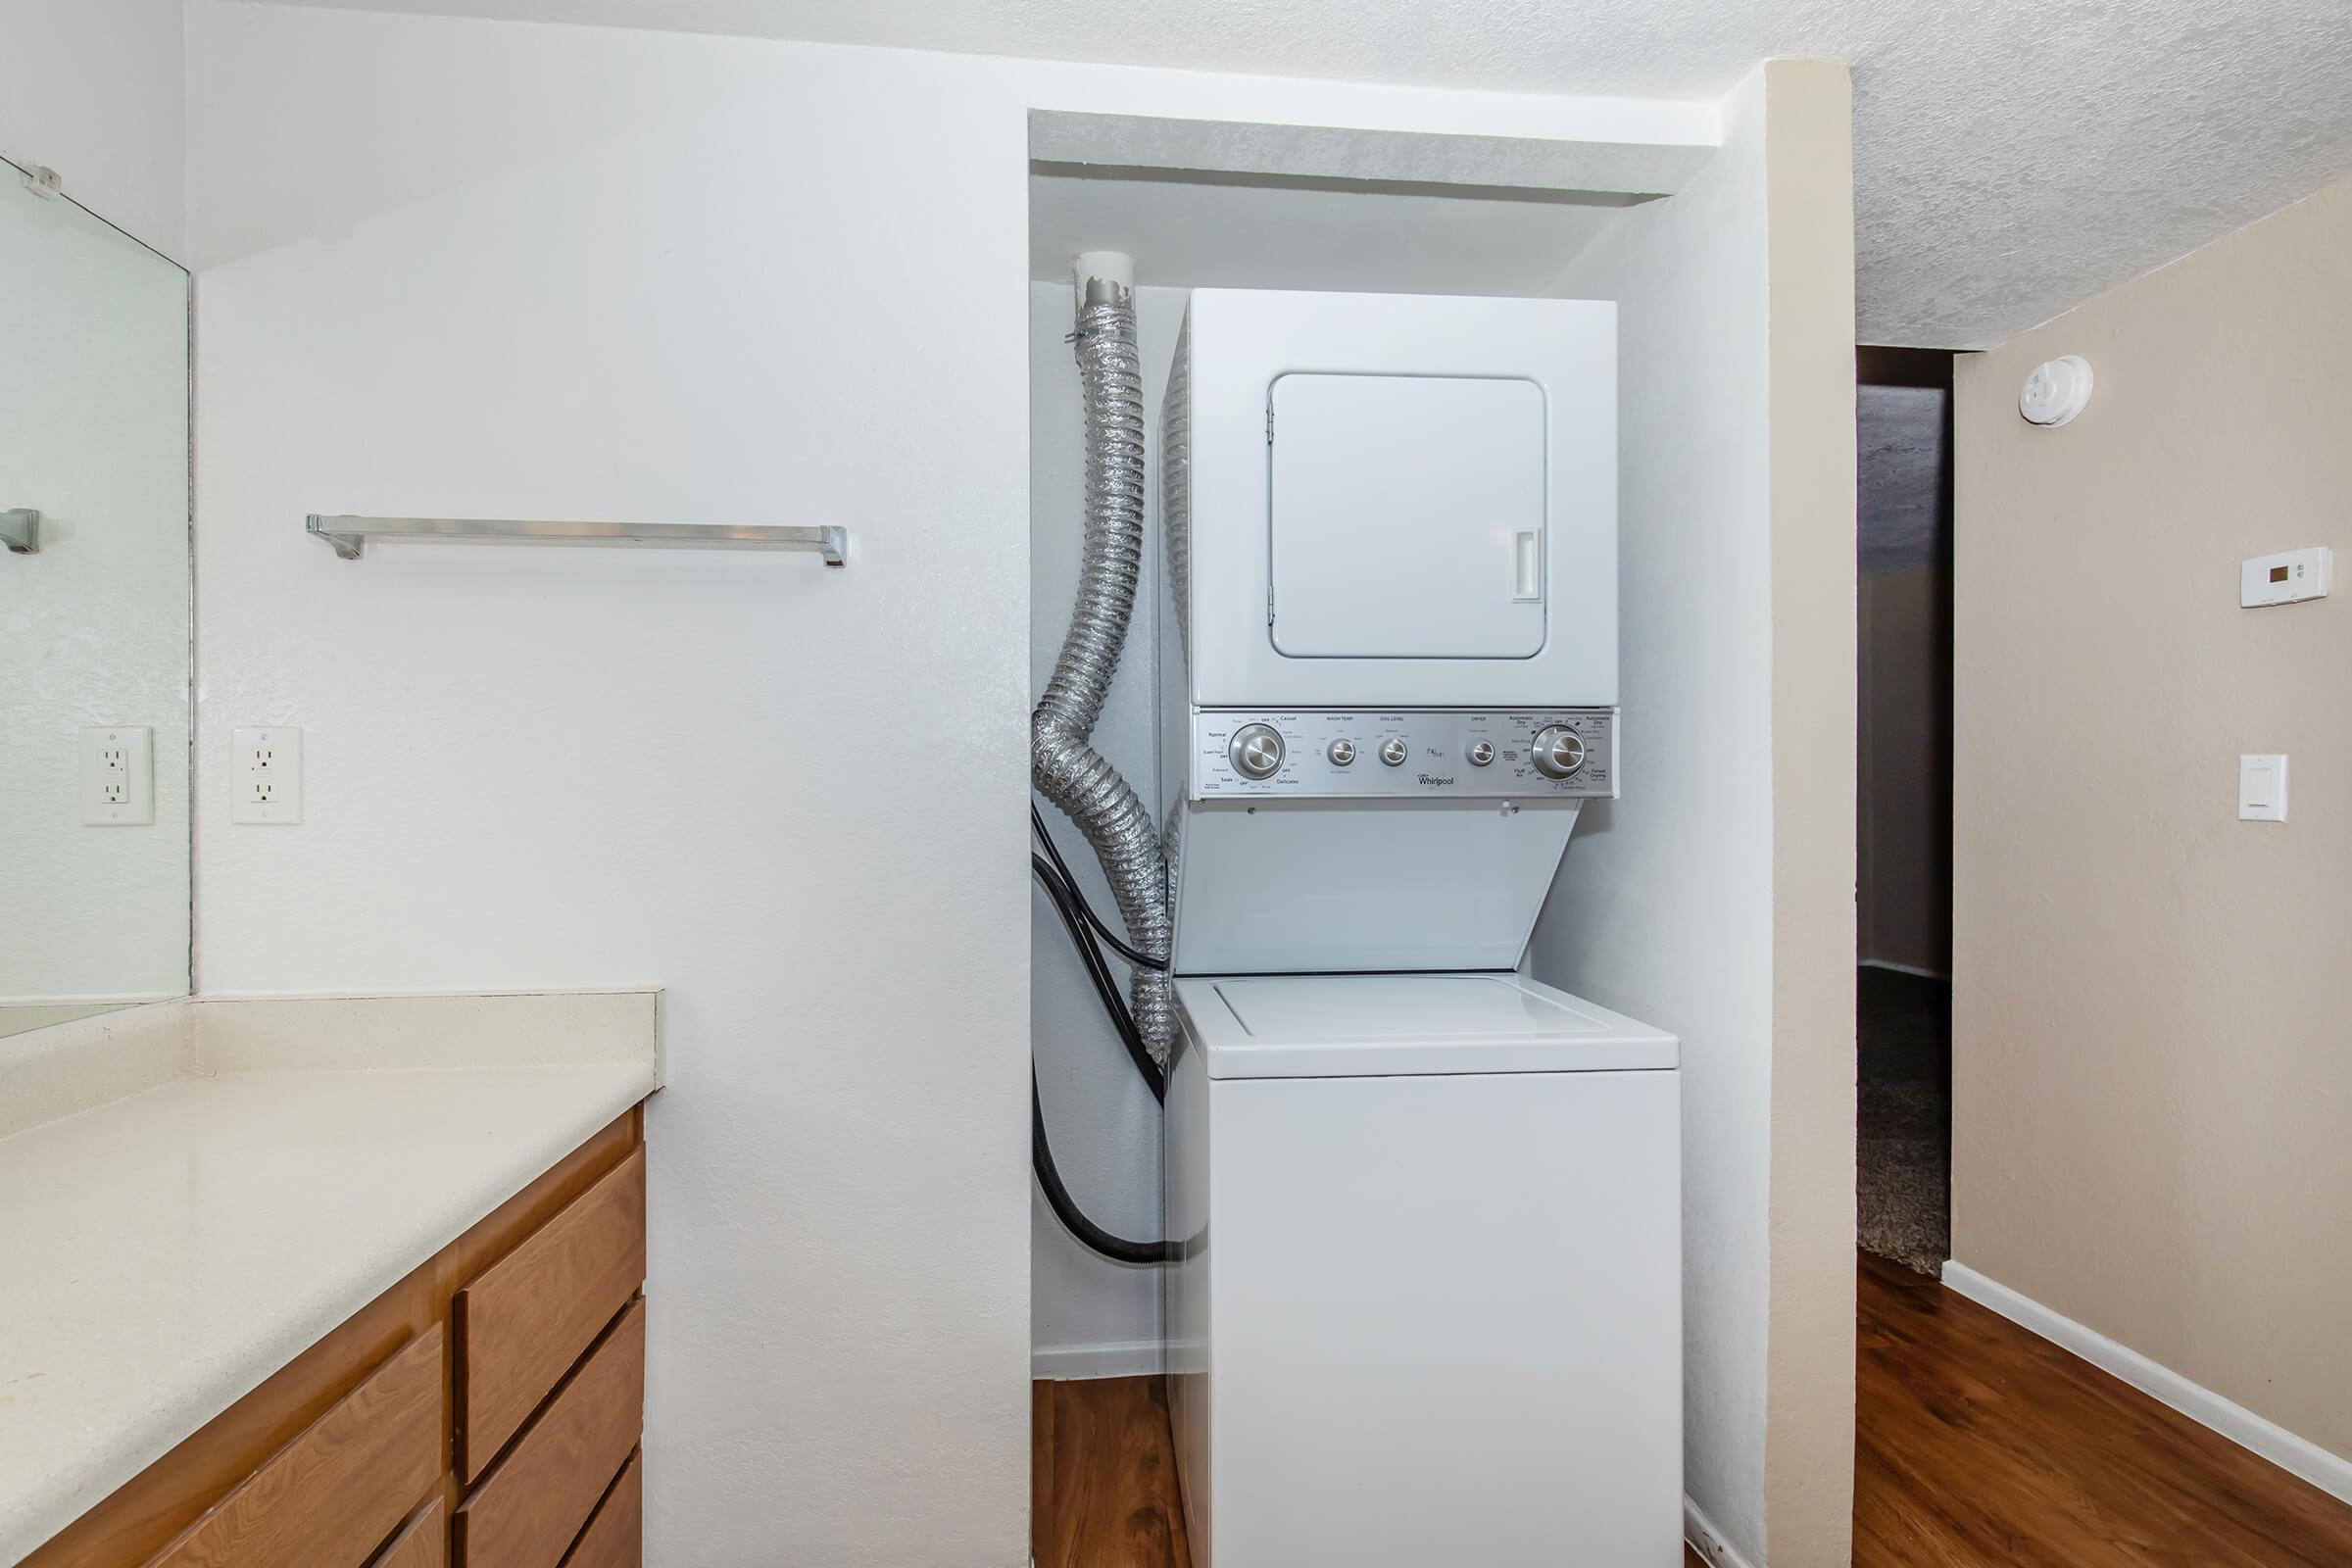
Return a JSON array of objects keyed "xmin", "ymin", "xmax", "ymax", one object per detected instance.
[
  {"xmin": 146, "ymin": 1326, "xmax": 443, "ymax": 1568},
  {"xmin": 456, "ymin": 1145, "xmax": 646, "ymax": 1478},
  {"xmin": 456, "ymin": 1299, "xmax": 644, "ymax": 1568},
  {"xmin": 366, "ymin": 1501, "xmax": 445, "ymax": 1568},
  {"xmin": 559, "ymin": 1451, "xmax": 641, "ymax": 1568}
]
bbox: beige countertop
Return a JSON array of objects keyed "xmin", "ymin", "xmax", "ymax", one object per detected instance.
[{"xmin": 0, "ymin": 991, "xmax": 660, "ymax": 1568}]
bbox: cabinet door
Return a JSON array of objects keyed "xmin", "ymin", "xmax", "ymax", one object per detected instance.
[
  {"xmin": 558, "ymin": 1452, "xmax": 641, "ymax": 1568},
  {"xmin": 364, "ymin": 1502, "xmax": 444, "ymax": 1568},
  {"xmin": 456, "ymin": 1147, "xmax": 647, "ymax": 1480},
  {"xmin": 1269, "ymin": 373, "xmax": 1547, "ymax": 661},
  {"xmin": 456, "ymin": 1301, "xmax": 644, "ymax": 1568},
  {"xmin": 144, "ymin": 1328, "xmax": 443, "ymax": 1568}
]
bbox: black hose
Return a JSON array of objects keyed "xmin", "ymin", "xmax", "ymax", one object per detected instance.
[
  {"xmin": 1033, "ymin": 1071, "xmax": 1179, "ymax": 1267},
  {"xmin": 1031, "ymin": 805, "xmax": 1168, "ymax": 972},
  {"xmin": 1033, "ymin": 854, "xmax": 1163, "ymax": 1101},
  {"xmin": 1030, "ymin": 810, "xmax": 1174, "ymax": 1266}
]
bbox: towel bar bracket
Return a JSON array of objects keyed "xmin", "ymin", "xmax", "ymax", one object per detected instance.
[{"xmin": 2, "ymin": 508, "xmax": 41, "ymax": 556}]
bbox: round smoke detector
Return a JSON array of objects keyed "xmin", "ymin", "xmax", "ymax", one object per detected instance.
[{"xmin": 2020, "ymin": 355, "xmax": 2093, "ymax": 426}]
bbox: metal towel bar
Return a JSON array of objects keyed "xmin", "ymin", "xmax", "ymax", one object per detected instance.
[{"xmin": 306, "ymin": 514, "xmax": 849, "ymax": 567}]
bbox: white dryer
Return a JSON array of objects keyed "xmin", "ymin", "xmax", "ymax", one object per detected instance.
[
  {"xmin": 1156, "ymin": 289, "xmax": 1624, "ymax": 977},
  {"xmin": 1163, "ymin": 972, "xmax": 1683, "ymax": 1568}
]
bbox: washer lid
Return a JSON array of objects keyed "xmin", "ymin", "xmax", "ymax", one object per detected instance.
[{"xmin": 1175, "ymin": 972, "xmax": 1677, "ymax": 1080}]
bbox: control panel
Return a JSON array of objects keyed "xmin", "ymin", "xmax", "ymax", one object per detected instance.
[{"xmin": 1191, "ymin": 710, "xmax": 1617, "ymax": 800}]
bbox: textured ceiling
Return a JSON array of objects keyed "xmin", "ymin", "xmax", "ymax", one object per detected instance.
[{"xmin": 263, "ymin": 0, "xmax": 2352, "ymax": 347}]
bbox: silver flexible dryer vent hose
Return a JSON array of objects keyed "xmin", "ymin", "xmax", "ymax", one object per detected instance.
[{"xmin": 1033, "ymin": 258, "xmax": 1175, "ymax": 1065}]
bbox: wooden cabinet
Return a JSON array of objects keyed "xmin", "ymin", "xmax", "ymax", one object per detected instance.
[
  {"xmin": 363, "ymin": 1503, "xmax": 445, "ymax": 1568},
  {"xmin": 24, "ymin": 1107, "xmax": 648, "ymax": 1568},
  {"xmin": 145, "ymin": 1329, "xmax": 444, "ymax": 1568},
  {"xmin": 555, "ymin": 1453, "xmax": 641, "ymax": 1568},
  {"xmin": 456, "ymin": 1301, "xmax": 646, "ymax": 1568},
  {"xmin": 455, "ymin": 1146, "xmax": 647, "ymax": 1481}
]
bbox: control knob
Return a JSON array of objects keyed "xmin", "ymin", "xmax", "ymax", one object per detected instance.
[
  {"xmin": 1327, "ymin": 738, "xmax": 1357, "ymax": 767},
  {"xmin": 1228, "ymin": 723, "xmax": 1286, "ymax": 780},
  {"xmin": 1378, "ymin": 737, "xmax": 1409, "ymax": 767},
  {"xmin": 1530, "ymin": 724, "xmax": 1587, "ymax": 780},
  {"xmin": 1467, "ymin": 740, "xmax": 1496, "ymax": 767}
]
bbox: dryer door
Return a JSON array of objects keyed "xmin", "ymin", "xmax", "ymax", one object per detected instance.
[{"xmin": 1268, "ymin": 372, "xmax": 1546, "ymax": 661}]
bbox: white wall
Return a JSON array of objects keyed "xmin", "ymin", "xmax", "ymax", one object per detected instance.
[
  {"xmin": 0, "ymin": 0, "xmax": 185, "ymax": 259},
  {"xmin": 1530, "ymin": 59, "xmax": 1855, "ymax": 1568},
  {"xmin": 183, "ymin": 5, "xmax": 1722, "ymax": 1562},
  {"xmin": 186, "ymin": 12, "xmax": 1036, "ymax": 1563},
  {"xmin": 1533, "ymin": 67, "xmax": 1774, "ymax": 1556},
  {"xmin": 1028, "ymin": 281, "xmax": 1184, "ymax": 1374}
]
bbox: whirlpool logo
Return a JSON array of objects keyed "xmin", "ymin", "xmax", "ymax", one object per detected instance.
[{"xmin": 1416, "ymin": 773, "xmax": 1455, "ymax": 787}]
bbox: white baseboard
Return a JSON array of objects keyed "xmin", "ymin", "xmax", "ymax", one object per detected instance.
[
  {"xmin": 1942, "ymin": 1261, "xmax": 2352, "ymax": 1506},
  {"xmin": 1858, "ymin": 957, "xmax": 1948, "ymax": 980},
  {"xmin": 1032, "ymin": 1339, "xmax": 1161, "ymax": 1381},
  {"xmin": 1683, "ymin": 1495, "xmax": 1759, "ymax": 1568}
]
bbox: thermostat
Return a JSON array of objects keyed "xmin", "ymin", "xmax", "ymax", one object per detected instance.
[{"xmin": 2241, "ymin": 547, "xmax": 2331, "ymax": 607}]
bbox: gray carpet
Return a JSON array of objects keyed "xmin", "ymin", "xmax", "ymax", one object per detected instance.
[{"xmin": 1858, "ymin": 967, "xmax": 1951, "ymax": 1275}]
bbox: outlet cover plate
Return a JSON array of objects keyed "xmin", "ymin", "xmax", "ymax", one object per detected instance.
[
  {"xmin": 80, "ymin": 725, "xmax": 155, "ymax": 826},
  {"xmin": 232, "ymin": 726, "xmax": 303, "ymax": 825}
]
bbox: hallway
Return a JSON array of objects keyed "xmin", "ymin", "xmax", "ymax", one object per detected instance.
[{"xmin": 1034, "ymin": 1254, "xmax": 2352, "ymax": 1566}]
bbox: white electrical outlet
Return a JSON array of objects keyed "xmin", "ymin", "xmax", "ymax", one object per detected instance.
[
  {"xmin": 79, "ymin": 726, "xmax": 155, "ymax": 825},
  {"xmin": 232, "ymin": 726, "xmax": 303, "ymax": 824}
]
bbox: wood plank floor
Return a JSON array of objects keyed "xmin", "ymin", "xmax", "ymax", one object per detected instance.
[
  {"xmin": 1855, "ymin": 1250, "xmax": 2352, "ymax": 1565},
  {"xmin": 1033, "ymin": 1375, "xmax": 1192, "ymax": 1568},
  {"xmin": 1035, "ymin": 1252, "xmax": 2352, "ymax": 1566}
]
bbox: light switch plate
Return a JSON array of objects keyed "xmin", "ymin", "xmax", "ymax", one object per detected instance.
[
  {"xmin": 2241, "ymin": 547, "xmax": 2330, "ymax": 607},
  {"xmin": 2238, "ymin": 754, "xmax": 2287, "ymax": 822},
  {"xmin": 232, "ymin": 726, "xmax": 303, "ymax": 824},
  {"xmin": 80, "ymin": 726, "xmax": 155, "ymax": 825}
]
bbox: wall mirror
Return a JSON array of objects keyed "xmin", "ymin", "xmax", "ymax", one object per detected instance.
[{"xmin": 0, "ymin": 158, "xmax": 192, "ymax": 1038}]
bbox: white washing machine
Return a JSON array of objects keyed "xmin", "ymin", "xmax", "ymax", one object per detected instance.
[
  {"xmin": 1163, "ymin": 972, "xmax": 1682, "ymax": 1567},
  {"xmin": 1154, "ymin": 288, "xmax": 1682, "ymax": 1565}
]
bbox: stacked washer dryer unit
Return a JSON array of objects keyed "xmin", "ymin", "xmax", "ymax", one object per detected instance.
[{"xmin": 1156, "ymin": 289, "xmax": 1683, "ymax": 1567}]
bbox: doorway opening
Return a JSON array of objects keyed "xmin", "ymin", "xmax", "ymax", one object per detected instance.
[{"xmin": 1855, "ymin": 347, "xmax": 1955, "ymax": 1276}]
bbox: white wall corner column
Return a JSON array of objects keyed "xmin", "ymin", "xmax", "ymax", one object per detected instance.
[{"xmin": 1527, "ymin": 55, "xmax": 1856, "ymax": 1568}]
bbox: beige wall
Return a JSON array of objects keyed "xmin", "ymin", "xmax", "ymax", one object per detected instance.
[
  {"xmin": 1761, "ymin": 57, "xmax": 1860, "ymax": 1568},
  {"xmin": 1953, "ymin": 173, "xmax": 2352, "ymax": 1464}
]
